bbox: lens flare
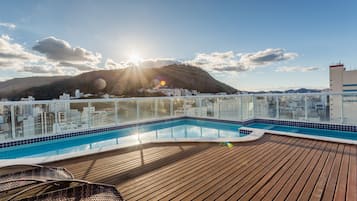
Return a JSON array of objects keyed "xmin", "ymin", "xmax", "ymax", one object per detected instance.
[
  {"xmin": 220, "ymin": 142, "xmax": 234, "ymax": 148},
  {"xmin": 160, "ymin": 80, "xmax": 166, "ymax": 86}
]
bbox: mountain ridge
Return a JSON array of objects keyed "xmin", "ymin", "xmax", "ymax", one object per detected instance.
[{"xmin": 0, "ymin": 64, "xmax": 238, "ymax": 100}]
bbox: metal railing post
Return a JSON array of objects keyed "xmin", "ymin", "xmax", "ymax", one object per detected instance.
[
  {"xmin": 154, "ymin": 99, "xmax": 158, "ymax": 118},
  {"xmin": 53, "ymin": 103, "xmax": 58, "ymax": 134},
  {"xmin": 304, "ymin": 95, "xmax": 308, "ymax": 121},
  {"xmin": 240, "ymin": 96, "xmax": 243, "ymax": 120},
  {"xmin": 170, "ymin": 98, "xmax": 174, "ymax": 117},
  {"xmin": 217, "ymin": 98, "xmax": 221, "ymax": 119},
  {"xmin": 340, "ymin": 94, "xmax": 344, "ymax": 124},
  {"xmin": 276, "ymin": 96, "xmax": 279, "ymax": 119},
  {"xmin": 252, "ymin": 95, "xmax": 256, "ymax": 119},
  {"xmin": 88, "ymin": 102, "xmax": 92, "ymax": 129},
  {"xmin": 136, "ymin": 100, "xmax": 140, "ymax": 121},
  {"xmin": 10, "ymin": 105, "xmax": 15, "ymax": 139},
  {"xmin": 114, "ymin": 101, "xmax": 119, "ymax": 125},
  {"xmin": 183, "ymin": 97, "xmax": 187, "ymax": 116},
  {"xmin": 199, "ymin": 98, "xmax": 202, "ymax": 117}
]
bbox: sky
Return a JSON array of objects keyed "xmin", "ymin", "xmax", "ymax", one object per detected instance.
[{"xmin": 0, "ymin": 0, "xmax": 357, "ymax": 91}]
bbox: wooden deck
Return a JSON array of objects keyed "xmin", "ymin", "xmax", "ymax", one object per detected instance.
[{"xmin": 48, "ymin": 134, "xmax": 357, "ymax": 201}]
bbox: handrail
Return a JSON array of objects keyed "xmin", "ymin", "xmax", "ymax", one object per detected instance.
[
  {"xmin": 0, "ymin": 92, "xmax": 356, "ymax": 144},
  {"xmin": 0, "ymin": 91, "xmax": 357, "ymax": 105}
]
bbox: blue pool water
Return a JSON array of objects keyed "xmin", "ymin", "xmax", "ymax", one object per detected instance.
[
  {"xmin": 247, "ymin": 123, "xmax": 357, "ymax": 141},
  {"xmin": 0, "ymin": 119, "xmax": 243, "ymax": 159}
]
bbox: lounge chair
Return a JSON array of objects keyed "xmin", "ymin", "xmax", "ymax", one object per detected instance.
[
  {"xmin": 6, "ymin": 179, "xmax": 124, "ymax": 201},
  {"xmin": 0, "ymin": 164, "xmax": 74, "ymax": 181}
]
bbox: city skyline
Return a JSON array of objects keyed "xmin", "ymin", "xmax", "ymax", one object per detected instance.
[{"xmin": 1, "ymin": 0, "xmax": 357, "ymax": 91}]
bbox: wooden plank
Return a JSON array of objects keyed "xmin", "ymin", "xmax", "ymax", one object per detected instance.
[
  {"xmin": 297, "ymin": 142, "xmax": 335, "ymax": 201},
  {"xmin": 122, "ymin": 146, "xmax": 237, "ymax": 199},
  {"xmin": 131, "ymin": 136, "xmax": 284, "ymax": 200},
  {"xmin": 208, "ymin": 138, "xmax": 300, "ymax": 201},
  {"xmin": 119, "ymin": 146, "xmax": 227, "ymax": 194},
  {"xmin": 309, "ymin": 143, "xmax": 339, "ymax": 201},
  {"xmin": 262, "ymin": 140, "xmax": 323, "ymax": 201},
  {"xmin": 122, "ymin": 139, "xmax": 267, "ymax": 199},
  {"xmin": 334, "ymin": 145, "xmax": 350, "ymax": 201},
  {"xmin": 119, "ymin": 136, "xmax": 272, "ymax": 193},
  {"xmin": 227, "ymin": 139, "xmax": 317, "ymax": 201},
  {"xmin": 284, "ymin": 141, "xmax": 329, "ymax": 200},
  {"xmin": 346, "ymin": 145, "xmax": 357, "ymax": 201},
  {"xmin": 249, "ymin": 139, "xmax": 318, "ymax": 201},
  {"xmin": 321, "ymin": 144, "xmax": 345, "ymax": 201},
  {"xmin": 45, "ymin": 135, "xmax": 355, "ymax": 201},
  {"xmin": 242, "ymin": 139, "xmax": 320, "ymax": 201},
  {"xmin": 165, "ymin": 138, "xmax": 287, "ymax": 201}
]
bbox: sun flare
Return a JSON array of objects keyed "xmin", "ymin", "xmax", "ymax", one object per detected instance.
[{"xmin": 128, "ymin": 53, "xmax": 143, "ymax": 65}]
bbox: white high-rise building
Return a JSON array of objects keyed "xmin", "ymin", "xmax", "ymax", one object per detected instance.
[
  {"xmin": 329, "ymin": 63, "xmax": 357, "ymax": 123},
  {"xmin": 75, "ymin": 89, "xmax": 82, "ymax": 99},
  {"xmin": 23, "ymin": 116, "xmax": 35, "ymax": 137}
]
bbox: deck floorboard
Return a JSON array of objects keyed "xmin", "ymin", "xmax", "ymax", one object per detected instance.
[{"xmin": 47, "ymin": 134, "xmax": 357, "ymax": 201}]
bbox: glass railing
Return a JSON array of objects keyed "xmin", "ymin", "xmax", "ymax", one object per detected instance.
[{"xmin": 0, "ymin": 92, "xmax": 356, "ymax": 142}]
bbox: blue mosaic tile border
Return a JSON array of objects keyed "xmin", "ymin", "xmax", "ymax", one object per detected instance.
[
  {"xmin": 1, "ymin": 116, "xmax": 355, "ymax": 149},
  {"xmin": 239, "ymin": 129, "xmax": 253, "ymax": 135},
  {"xmin": 251, "ymin": 119, "xmax": 357, "ymax": 132},
  {"xmin": 186, "ymin": 117, "xmax": 244, "ymax": 125},
  {"xmin": 0, "ymin": 117, "xmax": 186, "ymax": 149}
]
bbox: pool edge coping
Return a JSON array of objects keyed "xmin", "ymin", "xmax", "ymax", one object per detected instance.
[{"xmin": 0, "ymin": 127, "xmax": 264, "ymax": 167}]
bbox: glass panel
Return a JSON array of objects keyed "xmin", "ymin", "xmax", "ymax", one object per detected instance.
[
  {"xmin": 328, "ymin": 94, "xmax": 341, "ymax": 123},
  {"xmin": 218, "ymin": 97, "xmax": 240, "ymax": 121},
  {"xmin": 91, "ymin": 102, "xmax": 115, "ymax": 128},
  {"xmin": 306, "ymin": 95, "xmax": 329, "ymax": 123},
  {"xmin": 138, "ymin": 99, "xmax": 155, "ymax": 121},
  {"xmin": 254, "ymin": 96, "xmax": 277, "ymax": 119},
  {"xmin": 173, "ymin": 98, "xmax": 184, "ymax": 117},
  {"xmin": 184, "ymin": 98, "xmax": 201, "ymax": 117},
  {"xmin": 241, "ymin": 96, "xmax": 254, "ymax": 120},
  {"xmin": 278, "ymin": 96, "xmax": 305, "ymax": 121},
  {"xmin": 0, "ymin": 104, "xmax": 12, "ymax": 141},
  {"xmin": 117, "ymin": 100, "xmax": 137, "ymax": 124},
  {"xmin": 201, "ymin": 97, "xmax": 218, "ymax": 118},
  {"xmin": 55, "ymin": 102, "xmax": 89, "ymax": 132},
  {"xmin": 342, "ymin": 94, "xmax": 357, "ymax": 124},
  {"xmin": 14, "ymin": 103, "xmax": 54, "ymax": 138},
  {"xmin": 157, "ymin": 99, "xmax": 171, "ymax": 118}
]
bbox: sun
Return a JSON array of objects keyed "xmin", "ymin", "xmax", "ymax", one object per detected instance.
[{"xmin": 128, "ymin": 53, "xmax": 143, "ymax": 66}]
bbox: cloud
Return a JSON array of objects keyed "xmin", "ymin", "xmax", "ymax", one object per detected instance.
[
  {"xmin": 32, "ymin": 36, "xmax": 101, "ymax": 63},
  {"xmin": 0, "ymin": 22, "xmax": 16, "ymax": 29},
  {"xmin": 104, "ymin": 58, "xmax": 125, "ymax": 69},
  {"xmin": 140, "ymin": 58, "xmax": 179, "ymax": 68},
  {"xmin": 275, "ymin": 66, "xmax": 319, "ymax": 72},
  {"xmin": 21, "ymin": 65, "xmax": 63, "ymax": 74},
  {"xmin": 32, "ymin": 36, "xmax": 102, "ymax": 72},
  {"xmin": 58, "ymin": 61, "xmax": 99, "ymax": 71},
  {"xmin": 240, "ymin": 48, "xmax": 298, "ymax": 66},
  {"xmin": 105, "ymin": 58, "xmax": 179, "ymax": 69},
  {"xmin": 186, "ymin": 48, "xmax": 298, "ymax": 72},
  {"xmin": 0, "ymin": 34, "xmax": 42, "ymax": 68}
]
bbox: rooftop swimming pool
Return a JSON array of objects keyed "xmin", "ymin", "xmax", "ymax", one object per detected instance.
[
  {"xmin": 247, "ymin": 122, "xmax": 357, "ymax": 141},
  {"xmin": 0, "ymin": 119, "xmax": 247, "ymax": 160},
  {"xmin": 1, "ymin": 117, "xmax": 356, "ymax": 165}
]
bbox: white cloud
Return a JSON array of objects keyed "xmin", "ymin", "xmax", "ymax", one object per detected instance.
[
  {"xmin": 275, "ymin": 66, "xmax": 319, "ymax": 72},
  {"xmin": 0, "ymin": 34, "xmax": 42, "ymax": 69},
  {"xmin": 32, "ymin": 36, "xmax": 102, "ymax": 72},
  {"xmin": 58, "ymin": 61, "xmax": 99, "ymax": 71},
  {"xmin": 21, "ymin": 65, "xmax": 63, "ymax": 74},
  {"xmin": 0, "ymin": 22, "xmax": 16, "ymax": 29},
  {"xmin": 186, "ymin": 48, "xmax": 298, "ymax": 72},
  {"xmin": 104, "ymin": 58, "xmax": 125, "ymax": 69},
  {"xmin": 140, "ymin": 58, "xmax": 179, "ymax": 68},
  {"xmin": 105, "ymin": 58, "xmax": 179, "ymax": 70}
]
